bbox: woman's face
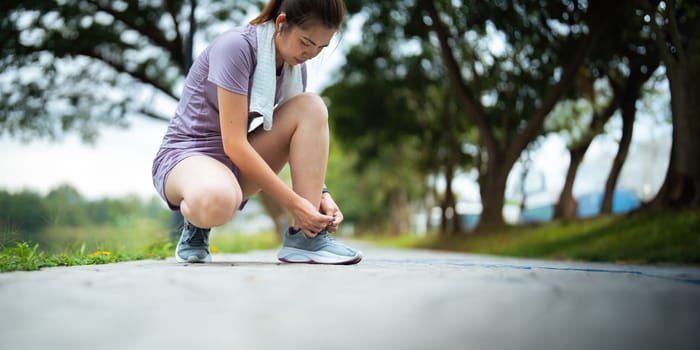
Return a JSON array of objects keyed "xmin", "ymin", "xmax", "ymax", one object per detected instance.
[{"xmin": 274, "ymin": 21, "xmax": 335, "ymax": 68}]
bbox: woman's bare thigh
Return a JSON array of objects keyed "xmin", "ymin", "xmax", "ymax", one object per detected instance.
[{"xmin": 164, "ymin": 155, "xmax": 242, "ymax": 209}]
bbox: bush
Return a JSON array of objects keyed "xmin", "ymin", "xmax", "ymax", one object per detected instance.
[{"xmin": 0, "ymin": 189, "xmax": 50, "ymax": 234}]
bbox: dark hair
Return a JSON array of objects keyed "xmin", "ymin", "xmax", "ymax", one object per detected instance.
[{"xmin": 250, "ymin": 0, "xmax": 346, "ymax": 30}]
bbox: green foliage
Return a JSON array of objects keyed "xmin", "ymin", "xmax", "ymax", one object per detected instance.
[
  {"xmin": 0, "ymin": 0, "xmax": 360, "ymax": 141},
  {"xmin": 0, "ymin": 0, "xmax": 257, "ymax": 141},
  {"xmin": 141, "ymin": 240, "xmax": 176, "ymax": 260},
  {"xmin": 0, "ymin": 189, "xmax": 50, "ymax": 234},
  {"xmin": 325, "ymin": 138, "xmax": 424, "ymax": 230},
  {"xmin": 324, "ymin": 0, "xmax": 475, "ymax": 232},
  {"xmin": 39, "ymin": 218, "xmax": 168, "ymax": 254},
  {"xmin": 0, "ymin": 185, "xmax": 171, "ymax": 248},
  {"xmin": 0, "ymin": 231, "xmax": 280, "ymax": 273},
  {"xmin": 209, "ymin": 232, "xmax": 280, "ymax": 253},
  {"xmin": 0, "ymin": 195, "xmax": 174, "ymax": 272},
  {"xmin": 0, "ymin": 242, "xmax": 45, "ymax": 272},
  {"xmin": 325, "ymin": 0, "xmax": 620, "ymax": 231},
  {"xmin": 420, "ymin": 0, "xmax": 597, "ymax": 143},
  {"xmin": 0, "ymin": 240, "xmax": 174, "ymax": 273},
  {"xmin": 44, "ymin": 184, "xmax": 89, "ymax": 226}
]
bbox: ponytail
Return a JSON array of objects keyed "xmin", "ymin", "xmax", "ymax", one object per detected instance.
[
  {"xmin": 250, "ymin": 0, "xmax": 346, "ymax": 29},
  {"xmin": 250, "ymin": 0, "xmax": 283, "ymax": 25}
]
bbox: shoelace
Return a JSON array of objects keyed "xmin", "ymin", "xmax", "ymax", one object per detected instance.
[
  {"xmin": 185, "ymin": 226, "xmax": 208, "ymax": 246},
  {"xmin": 316, "ymin": 231, "xmax": 336, "ymax": 242},
  {"xmin": 315, "ymin": 231, "xmax": 356, "ymax": 255},
  {"xmin": 316, "ymin": 230, "xmax": 336, "ymax": 244}
]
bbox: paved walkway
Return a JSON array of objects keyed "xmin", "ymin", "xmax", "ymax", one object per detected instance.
[{"xmin": 1, "ymin": 244, "xmax": 699, "ymax": 350}]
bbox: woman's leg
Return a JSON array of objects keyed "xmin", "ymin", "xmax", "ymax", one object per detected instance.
[
  {"xmin": 240, "ymin": 93, "xmax": 362, "ymax": 264},
  {"xmin": 164, "ymin": 155, "xmax": 243, "ymax": 228},
  {"xmin": 240, "ymin": 93, "xmax": 329, "ymax": 210}
]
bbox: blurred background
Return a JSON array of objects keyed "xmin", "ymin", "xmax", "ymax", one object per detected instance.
[{"xmin": 1, "ymin": 1, "xmax": 698, "ymax": 261}]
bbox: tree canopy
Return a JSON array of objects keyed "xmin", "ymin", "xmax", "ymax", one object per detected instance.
[
  {"xmin": 2, "ymin": 0, "xmax": 697, "ymax": 235},
  {"xmin": 326, "ymin": 0, "xmax": 698, "ymax": 232},
  {"xmin": 0, "ymin": 0, "xmax": 255, "ymax": 141}
]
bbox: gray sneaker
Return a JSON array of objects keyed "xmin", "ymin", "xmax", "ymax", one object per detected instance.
[
  {"xmin": 277, "ymin": 227, "xmax": 362, "ymax": 265},
  {"xmin": 175, "ymin": 219, "xmax": 211, "ymax": 263}
]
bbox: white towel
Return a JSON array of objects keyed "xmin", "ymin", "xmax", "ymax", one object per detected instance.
[{"xmin": 250, "ymin": 21, "xmax": 304, "ymax": 131}]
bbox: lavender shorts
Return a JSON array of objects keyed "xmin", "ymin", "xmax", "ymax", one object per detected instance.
[{"xmin": 151, "ymin": 145, "xmax": 246, "ymax": 211}]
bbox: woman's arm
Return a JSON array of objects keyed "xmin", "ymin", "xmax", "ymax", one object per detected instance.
[{"xmin": 217, "ymin": 86, "xmax": 332, "ymax": 234}]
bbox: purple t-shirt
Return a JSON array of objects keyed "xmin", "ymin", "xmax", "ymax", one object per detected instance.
[{"xmin": 160, "ymin": 23, "xmax": 308, "ymax": 150}]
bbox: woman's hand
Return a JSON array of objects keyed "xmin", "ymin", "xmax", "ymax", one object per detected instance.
[
  {"xmin": 290, "ymin": 196, "xmax": 335, "ymax": 237},
  {"xmin": 319, "ymin": 192, "xmax": 344, "ymax": 233}
]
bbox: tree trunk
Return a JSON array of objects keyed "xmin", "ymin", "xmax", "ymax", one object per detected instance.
[
  {"xmin": 554, "ymin": 95, "xmax": 618, "ymax": 220},
  {"xmin": 649, "ymin": 66, "xmax": 700, "ymax": 208},
  {"xmin": 183, "ymin": 0, "xmax": 197, "ymax": 72},
  {"xmin": 601, "ymin": 62, "xmax": 656, "ymax": 213},
  {"xmin": 439, "ymin": 166, "xmax": 455, "ymax": 235},
  {"xmin": 390, "ymin": 189, "xmax": 410, "ymax": 236},
  {"xmin": 477, "ymin": 160, "xmax": 508, "ymax": 232},
  {"xmin": 554, "ymin": 146, "xmax": 587, "ymax": 220},
  {"xmin": 423, "ymin": 0, "xmax": 603, "ymax": 232},
  {"xmin": 445, "ymin": 173, "xmax": 461, "ymax": 235},
  {"xmin": 518, "ymin": 148, "xmax": 532, "ymax": 215},
  {"xmin": 642, "ymin": 0, "xmax": 700, "ymax": 208}
]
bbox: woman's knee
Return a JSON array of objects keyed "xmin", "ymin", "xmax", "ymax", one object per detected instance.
[
  {"xmin": 291, "ymin": 92, "xmax": 328, "ymax": 124},
  {"xmin": 185, "ymin": 185, "xmax": 241, "ymax": 226},
  {"xmin": 166, "ymin": 156, "xmax": 242, "ymax": 227}
]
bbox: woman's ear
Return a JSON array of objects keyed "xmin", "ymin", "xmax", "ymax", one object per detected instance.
[{"xmin": 275, "ymin": 13, "xmax": 287, "ymax": 31}]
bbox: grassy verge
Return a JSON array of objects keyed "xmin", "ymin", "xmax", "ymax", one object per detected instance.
[
  {"xmin": 363, "ymin": 208, "xmax": 700, "ymax": 265},
  {"xmin": 0, "ymin": 218, "xmax": 172, "ymax": 272},
  {"xmin": 4, "ymin": 208, "xmax": 698, "ymax": 271},
  {"xmin": 0, "ymin": 240, "xmax": 174, "ymax": 273},
  {"xmin": 0, "ymin": 222, "xmax": 282, "ymax": 272},
  {"xmin": 37, "ymin": 219, "xmax": 168, "ymax": 254}
]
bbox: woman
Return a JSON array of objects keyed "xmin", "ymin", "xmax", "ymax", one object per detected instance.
[{"xmin": 152, "ymin": 0, "xmax": 361, "ymax": 264}]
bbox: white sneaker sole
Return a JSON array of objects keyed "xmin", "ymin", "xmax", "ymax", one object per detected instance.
[
  {"xmin": 175, "ymin": 250, "xmax": 212, "ymax": 263},
  {"xmin": 277, "ymin": 247, "xmax": 362, "ymax": 265}
]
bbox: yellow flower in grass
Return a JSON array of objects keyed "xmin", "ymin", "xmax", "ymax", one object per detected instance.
[
  {"xmin": 87, "ymin": 251, "xmax": 112, "ymax": 257},
  {"xmin": 210, "ymin": 245, "xmax": 219, "ymax": 253}
]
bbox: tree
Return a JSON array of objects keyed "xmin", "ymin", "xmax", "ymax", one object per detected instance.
[
  {"xmin": 551, "ymin": 0, "xmax": 661, "ymax": 220},
  {"xmin": 0, "ymin": 0, "xmax": 255, "ymax": 141},
  {"xmin": 324, "ymin": 0, "xmax": 471, "ymax": 234},
  {"xmin": 419, "ymin": 0, "xmax": 616, "ymax": 231},
  {"xmin": 0, "ymin": 189, "xmax": 49, "ymax": 237},
  {"xmin": 44, "ymin": 184, "xmax": 88, "ymax": 226},
  {"xmin": 550, "ymin": 94, "xmax": 617, "ymax": 220},
  {"xmin": 640, "ymin": 0, "xmax": 700, "ymax": 208},
  {"xmin": 601, "ymin": 60, "xmax": 659, "ymax": 214}
]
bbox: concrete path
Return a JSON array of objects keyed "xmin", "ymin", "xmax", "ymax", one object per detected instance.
[{"xmin": 1, "ymin": 244, "xmax": 699, "ymax": 350}]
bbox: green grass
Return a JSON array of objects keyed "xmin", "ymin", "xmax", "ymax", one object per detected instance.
[
  {"xmin": 209, "ymin": 231, "xmax": 281, "ymax": 253},
  {"xmin": 0, "ymin": 220, "xmax": 282, "ymax": 272},
  {"xmin": 364, "ymin": 208, "xmax": 700, "ymax": 265},
  {"xmin": 0, "ymin": 217, "xmax": 172, "ymax": 272},
  {"xmin": 0, "ymin": 240, "xmax": 174, "ymax": 273},
  {"xmin": 0, "ymin": 218, "xmax": 173, "ymax": 272},
  {"xmin": 38, "ymin": 219, "xmax": 168, "ymax": 254}
]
